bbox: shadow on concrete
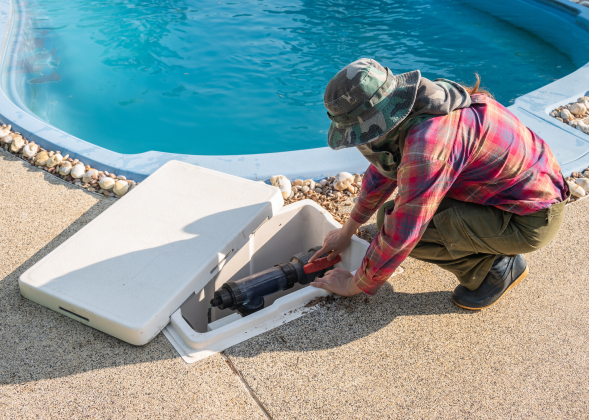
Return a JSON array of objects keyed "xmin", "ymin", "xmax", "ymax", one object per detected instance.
[
  {"xmin": 223, "ymin": 282, "xmax": 471, "ymax": 358},
  {"xmin": 0, "ymin": 202, "xmax": 171, "ymax": 386}
]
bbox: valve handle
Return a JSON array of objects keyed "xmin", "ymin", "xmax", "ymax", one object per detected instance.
[{"xmin": 303, "ymin": 255, "xmax": 341, "ymax": 274}]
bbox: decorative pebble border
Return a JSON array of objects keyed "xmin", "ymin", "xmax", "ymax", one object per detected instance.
[
  {"xmin": 0, "ymin": 123, "xmax": 138, "ymax": 198},
  {"xmin": 550, "ymin": 95, "xmax": 589, "ymax": 134},
  {"xmin": 279, "ymin": 172, "xmax": 363, "ymax": 225},
  {"xmin": 569, "ymin": 0, "xmax": 589, "ymax": 7}
]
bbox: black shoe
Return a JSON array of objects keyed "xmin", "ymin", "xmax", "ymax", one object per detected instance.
[{"xmin": 452, "ymin": 255, "xmax": 528, "ymax": 310}]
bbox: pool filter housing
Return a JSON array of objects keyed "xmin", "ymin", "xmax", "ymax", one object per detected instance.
[{"xmin": 211, "ymin": 247, "xmax": 338, "ymax": 316}]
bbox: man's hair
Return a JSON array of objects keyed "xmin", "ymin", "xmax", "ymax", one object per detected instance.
[{"xmin": 462, "ymin": 74, "xmax": 494, "ymax": 98}]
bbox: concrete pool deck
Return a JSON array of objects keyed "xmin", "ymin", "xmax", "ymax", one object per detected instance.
[{"xmin": 1, "ymin": 149, "xmax": 588, "ymax": 418}]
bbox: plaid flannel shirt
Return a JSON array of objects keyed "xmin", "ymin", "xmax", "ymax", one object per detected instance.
[{"xmin": 350, "ymin": 95, "xmax": 567, "ymax": 295}]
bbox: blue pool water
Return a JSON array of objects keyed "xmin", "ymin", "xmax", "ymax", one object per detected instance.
[{"xmin": 2, "ymin": 0, "xmax": 584, "ymax": 155}]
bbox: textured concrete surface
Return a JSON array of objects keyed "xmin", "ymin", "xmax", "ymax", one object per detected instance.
[
  {"xmin": 0, "ymin": 151, "xmax": 265, "ymax": 419},
  {"xmin": 1, "ymin": 149, "xmax": 588, "ymax": 419},
  {"xmin": 225, "ymin": 200, "xmax": 589, "ymax": 419}
]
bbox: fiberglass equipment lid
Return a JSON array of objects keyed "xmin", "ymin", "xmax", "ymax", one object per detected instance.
[{"xmin": 19, "ymin": 161, "xmax": 284, "ymax": 345}]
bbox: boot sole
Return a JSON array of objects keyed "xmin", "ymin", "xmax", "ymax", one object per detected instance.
[{"xmin": 452, "ymin": 265, "xmax": 529, "ymax": 311}]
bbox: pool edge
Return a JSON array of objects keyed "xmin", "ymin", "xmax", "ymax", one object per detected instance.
[{"xmin": 0, "ymin": 0, "xmax": 588, "ymax": 182}]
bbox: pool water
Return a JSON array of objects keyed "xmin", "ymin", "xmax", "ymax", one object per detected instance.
[{"xmin": 2, "ymin": 0, "xmax": 583, "ymax": 155}]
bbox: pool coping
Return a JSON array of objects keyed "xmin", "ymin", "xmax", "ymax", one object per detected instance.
[{"xmin": 0, "ymin": 0, "xmax": 588, "ymax": 182}]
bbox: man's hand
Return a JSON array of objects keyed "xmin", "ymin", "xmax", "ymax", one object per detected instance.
[
  {"xmin": 311, "ymin": 268, "xmax": 363, "ymax": 297},
  {"xmin": 309, "ymin": 217, "xmax": 362, "ymax": 263},
  {"xmin": 309, "ymin": 228, "xmax": 351, "ymax": 263}
]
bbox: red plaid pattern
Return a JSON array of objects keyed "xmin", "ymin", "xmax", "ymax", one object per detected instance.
[{"xmin": 350, "ymin": 95, "xmax": 567, "ymax": 295}]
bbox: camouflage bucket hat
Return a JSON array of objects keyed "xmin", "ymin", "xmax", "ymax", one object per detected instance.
[{"xmin": 324, "ymin": 58, "xmax": 421, "ymax": 150}]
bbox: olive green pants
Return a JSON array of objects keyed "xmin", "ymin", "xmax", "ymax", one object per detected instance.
[{"xmin": 376, "ymin": 195, "xmax": 568, "ymax": 290}]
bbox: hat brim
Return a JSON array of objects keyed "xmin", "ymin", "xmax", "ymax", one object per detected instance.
[{"xmin": 327, "ymin": 69, "xmax": 421, "ymax": 150}]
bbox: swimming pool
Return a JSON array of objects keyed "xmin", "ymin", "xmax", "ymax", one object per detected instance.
[
  {"xmin": 0, "ymin": 0, "xmax": 589, "ymax": 180},
  {"xmin": 2, "ymin": 0, "xmax": 586, "ymax": 156}
]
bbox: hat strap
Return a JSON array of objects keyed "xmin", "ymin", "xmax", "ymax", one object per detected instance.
[{"xmin": 327, "ymin": 68, "xmax": 394, "ymax": 124}]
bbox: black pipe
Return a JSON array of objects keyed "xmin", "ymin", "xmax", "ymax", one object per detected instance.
[{"xmin": 210, "ymin": 246, "xmax": 331, "ymax": 317}]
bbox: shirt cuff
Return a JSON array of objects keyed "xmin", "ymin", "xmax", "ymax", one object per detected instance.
[
  {"xmin": 353, "ymin": 266, "xmax": 385, "ymax": 296},
  {"xmin": 350, "ymin": 201, "xmax": 376, "ymax": 225}
]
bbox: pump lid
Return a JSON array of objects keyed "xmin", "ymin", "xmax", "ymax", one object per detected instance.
[{"xmin": 19, "ymin": 161, "xmax": 283, "ymax": 345}]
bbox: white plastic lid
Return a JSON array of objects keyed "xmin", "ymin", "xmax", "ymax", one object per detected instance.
[{"xmin": 19, "ymin": 161, "xmax": 283, "ymax": 345}]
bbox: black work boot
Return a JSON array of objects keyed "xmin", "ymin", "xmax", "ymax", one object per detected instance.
[{"xmin": 452, "ymin": 255, "xmax": 528, "ymax": 310}]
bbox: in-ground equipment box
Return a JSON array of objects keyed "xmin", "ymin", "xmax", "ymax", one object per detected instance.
[{"xmin": 19, "ymin": 161, "xmax": 369, "ymax": 362}]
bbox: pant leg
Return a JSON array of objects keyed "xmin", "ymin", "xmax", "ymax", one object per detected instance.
[{"xmin": 376, "ymin": 196, "xmax": 567, "ymax": 290}]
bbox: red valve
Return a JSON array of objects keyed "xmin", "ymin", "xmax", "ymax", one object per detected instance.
[{"xmin": 303, "ymin": 255, "xmax": 341, "ymax": 274}]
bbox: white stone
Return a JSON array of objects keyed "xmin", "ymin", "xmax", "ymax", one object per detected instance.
[
  {"xmin": 0, "ymin": 125, "xmax": 11, "ymax": 137},
  {"xmin": 304, "ymin": 179, "xmax": 315, "ymax": 190},
  {"xmin": 335, "ymin": 172, "xmax": 353, "ymax": 183},
  {"xmin": 35, "ymin": 150, "xmax": 49, "ymax": 166},
  {"xmin": 10, "ymin": 136, "xmax": 25, "ymax": 153},
  {"xmin": 2, "ymin": 134, "xmax": 13, "ymax": 144},
  {"xmin": 561, "ymin": 109, "xmax": 574, "ymax": 121},
  {"xmin": 270, "ymin": 175, "xmax": 292, "ymax": 200},
  {"xmin": 83, "ymin": 169, "xmax": 99, "ymax": 183},
  {"xmin": 46, "ymin": 154, "xmax": 63, "ymax": 168},
  {"xmin": 59, "ymin": 161, "xmax": 72, "ymax": 176},
  {"xmin": 334, "ymin": 180, "xmax": 350, "ymax": 191},
  {"xmin": 567, "ymin": 180, "xmax": 586, "ymax": 198},
  {"xmin": 22, "ymin": 142, "xmax": 39, "ymax": 158},
  {"xmin": 113, "ymin": 180, "xmax": 130, "ymax": 196},
  {"xmin": 570, "ymin": 102, "xmax": 587, "ymax": 116},
  {"xmin": 302, "ymin": 186, "xmax": 310, "ymax": 193},
  {"xmin": 71, "ymin": 163, "xmax": 85, "ymax": 179},
  {"xmin": 575, "ymin": 177, "xmax": 589, "ymax": 193},
  {"xmin": 319, "ymin": 179, "xmax": 328, "ymax": 187},
  {"xmin": 116, "ymin": 175, "xmax": 127, "ymax": 180}
]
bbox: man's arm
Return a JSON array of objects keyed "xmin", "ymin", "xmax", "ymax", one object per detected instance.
[
  {"xmin": 309, "ymin": 165, "xmax": 397, "ymax": 263},
  {"xmin": 349, "ymin": 164, "xmax": 398, "ymax": 225},
  {"xmin": 353, "ymin": 158, "xmax": 457, "ymax": 295}
]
